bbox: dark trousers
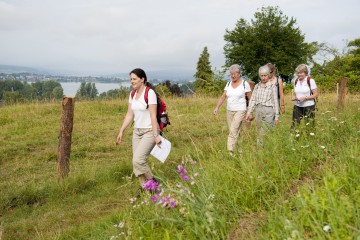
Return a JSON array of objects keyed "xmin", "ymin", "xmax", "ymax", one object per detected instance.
[{"xmin": 291, "ymin": 105, "xmax": 315, "ymax": 129}]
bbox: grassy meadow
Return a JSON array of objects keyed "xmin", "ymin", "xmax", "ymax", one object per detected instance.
[{"xmin": 0, "ymin": 93, "xmax": 359, "ymax": 239}]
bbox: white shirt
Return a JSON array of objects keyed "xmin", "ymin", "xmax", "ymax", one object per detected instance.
[
  {"xmin": 294, "ymin": 78, "xmax": 317, "ymax": 107},
  {"xmin": 225, "ymin": 80, "xmax": 251, "ymax": 111},
  {"xmin": 129, "ymin": 88, "xmax": 157, "ymax": 128}
]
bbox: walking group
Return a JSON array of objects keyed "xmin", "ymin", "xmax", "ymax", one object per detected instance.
[
  {"xmin": 116, "ymin": 64, "xmax": 318, "ymax": 190},
  {"xmin": 214, "ymin": 63, "xmax": 318, "ymax": 154}
]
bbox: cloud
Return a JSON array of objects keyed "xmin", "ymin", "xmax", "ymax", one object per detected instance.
[{"xmin": 0, "ymin": 0, "xmax": 359, "ymax": 75}]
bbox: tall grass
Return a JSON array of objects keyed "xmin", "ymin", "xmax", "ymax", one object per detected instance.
[{"xmin": 0, "ymin": 94, "xmax": 358, "ymax": 239}]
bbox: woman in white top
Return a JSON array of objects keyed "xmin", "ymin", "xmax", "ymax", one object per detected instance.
[
  {"xmin": 291, "ymin": 64, "xmax": 318, "ymax": 129},
  {"xmin": 213, "ymin": 64, "xmax": 252, "ymax": 155},
  {"xmin": 117, "ymin": 68, "xmax": 161, "ymax": 187}
]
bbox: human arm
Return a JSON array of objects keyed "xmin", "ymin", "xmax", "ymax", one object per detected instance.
[
  {"xmin": 213, "ymin": 91, "xmax": 226, "ymax": 115},
  {"xmin": 278, "ymin": 78, "xmax": 285, "ymax": 113},
  {"xmin": 117, "ymin": 103, "xmax": 134, "ymax": 144},
  {"xmin": 149, "ymin": 103, "xmax": 161, "ymax": 146},
  {"xmin": 272, "ymin": 85, "xmax": 280, "ymax": 123},
  {"xmin": 245, "ymin": 85, "xmax": 257, "ymax": 121}
]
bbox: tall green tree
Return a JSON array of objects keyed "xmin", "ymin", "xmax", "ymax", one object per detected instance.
[
  {"xmin": 224, "ymin": 6, "xmax": 317, "ymax": 80},
  {"xmin": 194, "ymin": 46, "xmax": 213, "ymax": 93},
  {"xmin": 76, "ymin": 82, "xmax": 98, "ymax": 99}
]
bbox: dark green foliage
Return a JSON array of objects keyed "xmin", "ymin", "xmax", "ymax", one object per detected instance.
[
  {"xmin": 311, "ymin": 37, "xmax": 360, "ymax": 93},
  {"xmin": 76, "ymin": 82, "xmax": 98, "ymax": 100},
  {"xmin": 157, "ymin": 80, "xmax": 183, "ymax": 97},
  {"xmin": 224, "ymin": 6, "xmax": 317, "ymax": 79},
  {"xmin": 194, "ymin": 46, "xmax": 213, "ymax": 94},
  {"xmin": 0, "ymin": 79, "xmax": 63, "ymax": 103}
]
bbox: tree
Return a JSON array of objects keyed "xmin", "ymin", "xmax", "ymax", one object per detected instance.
[
  {"xmin": 194, "ymin": 46, "xmax": 213, "ymax": 93},
  {"xmin": 76, "ymin": 82, "xmax": 98, "ymax": 99},
  {"xmin": 311, "ymin": 37, "xmax": 360, "ymax": 93},
  {"xmin": 224, "ymin": 6, "xmax": 317, "ymax": 80}
]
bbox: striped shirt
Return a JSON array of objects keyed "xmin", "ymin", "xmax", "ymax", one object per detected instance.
[{"xmin": 247, "ymin": 81, "xmax": 279, "ymax": 120}]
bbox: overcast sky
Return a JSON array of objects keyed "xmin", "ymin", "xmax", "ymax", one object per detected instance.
[{"xmin": 0, "ymin": 0, "xmax": 359, "ymax": 76}]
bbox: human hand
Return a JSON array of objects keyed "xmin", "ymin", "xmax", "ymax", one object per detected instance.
[
  {"xmin": 281, "ymin": 105, "xmax": 285, "ymax": 114},
  {"xmin": 116, "ymin": 131, "xmax": 123, "ymax": 145},
  {"xmin": 154, "ymin": 135, "xmax": 162, "ymax": 148},
  {"xmin": 213, "ymin": 108, "xmax": 219, "ymax": 115},
  {"xmin": 275, "ymin": 119, "xmax": 279, "ymax": 125},
  {"xmin": 245, "ymin": 114, "xmax": 252, "ymax": 122}
]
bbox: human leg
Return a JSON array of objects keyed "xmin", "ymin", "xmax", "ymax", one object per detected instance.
[
  {"xmin": 132, "ymin": 128, "xmax": 156, "ymax": 184},
  {"xmin": 227, "ymin": 110, "xmax": 246, "ymax": 153},
  {"xmin": 291, "ymin": 105, "xmax": 303, "ymax": 130},
  {"xmin": 303, "ymin": 105, "xmax": 316, "ymax": 130}
]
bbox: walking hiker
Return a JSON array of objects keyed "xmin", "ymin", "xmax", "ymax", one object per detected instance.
[
  {"xmin": 245, "ymin": 65, "xmax": 279, "ymax": 146},
  {"xmin": 267, "ymin": 63, "xmax": 285, "ymax": 114},
  {"xmin": 213, "ymin": 64, "xmax": 252, "ymax": 155},
  {"xmin": 117, "ymin": 68, "xmax": 161, "ymax": 189},
  {"xmin": 291, "ymin": 64, "xmax": 318, "ymax": 130}
]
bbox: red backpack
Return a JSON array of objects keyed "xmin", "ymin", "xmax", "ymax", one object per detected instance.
[{"xmin": 131, "ymin": 87, "xmax": 170, "ymax": 132}]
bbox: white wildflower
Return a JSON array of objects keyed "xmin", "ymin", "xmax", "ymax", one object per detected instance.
[
  {"xmin": 339, "ymin": 121, "xmax": 345, "ymax": 124},
  {"xmin": 323, "ymin": 225, "xmax": 331, "ymax": 232},
  {"xmin": 320, "ymin": 146, "xmax": 326, "ymax": 149},
  {"xmin": 208, "ymin": 194, "xmax": 215, "ymax": 200},
  {"xmin": 306, "ymin": 122, "xmax": 310, "ymax": 126},
  {"xmin": 310, "ymin": 132, "xmax": 315, "ymax": 136},
  {"xmin": 292, "ymin": 148, "xmax": 296, "ymax": 151},
  {"xmin": 295, "ymin": 134, "xmax": 300, "ymax": 138},
  {"xmin": 114, "ymin": 222, "xmax": 125, "ymax": 228}
]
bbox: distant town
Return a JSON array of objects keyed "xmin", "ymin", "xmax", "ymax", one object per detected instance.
[
  {"xmin": 0, "ymin": 72, "xmax": 129, "ymax": 84},
  {"xmin": 0, "ymin": 65, "xmax": 195, "ymax": 84}
]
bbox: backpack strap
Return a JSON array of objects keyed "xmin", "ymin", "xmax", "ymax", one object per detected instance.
[
  {"xmin": 131, "ymin": 88, "xmax": 150, "ymax": 109},
  {"xmin": 306, "ymin": 76, "xmax": 311, "ymax": 88},
  {"xmin": 131, "ymin": 89, "xmax": 136, "ymax": 99},
  {"xmin": 226, "ymin": 81, "xmax": 231, "ymax": 88},
  {"xmin": 144, "ymin": 87, "xmax": 150, "ymax": 109}
]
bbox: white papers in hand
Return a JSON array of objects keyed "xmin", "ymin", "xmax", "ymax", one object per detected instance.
[{"xmin": 150, "ymin": 136, "xmax": 171, "ymax": 163}]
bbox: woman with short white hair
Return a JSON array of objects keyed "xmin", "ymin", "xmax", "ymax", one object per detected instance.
[
  {"xmin": 213, "ymin": 64, "xmax": 252, "ymax": 155},
  {"xmin": 291, "ymin": 64, "xmax": 318, "ymax": 129},
  {"xmin": 245, "ymin": 65, "xmax": 279, "ymax": 146}
]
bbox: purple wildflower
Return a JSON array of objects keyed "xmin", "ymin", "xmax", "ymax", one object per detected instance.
[
  {"xmin": 150, "ymin": 194, "xmax": 159, "ymax": 203},
  {"xmin": 143, "ymin": 179, "xmax": 159, "ymax": 192},
  {"xmin": 180, "ymin": 173, "xmax": 189, "ymax": 181},
  {"xmin": 177, "ymin": 165, "xmax": 185, "ymax": 173}
]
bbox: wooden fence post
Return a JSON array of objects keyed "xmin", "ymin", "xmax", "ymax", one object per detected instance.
[
  {"xmin": 57, "ymin": 97, "xmax": 75, "ymax": 182},
  {"xmin": 337, "ymin": 78, "xmax": 347, "ymax": 111}
]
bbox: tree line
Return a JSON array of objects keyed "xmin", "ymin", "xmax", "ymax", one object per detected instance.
[
  {"xmin": 194, "ymin": 6, "xmax": 360, "ymax": 96},
  {"xmin": 0, "ymin": 79, "xmax": 188, "ymax": 104}
]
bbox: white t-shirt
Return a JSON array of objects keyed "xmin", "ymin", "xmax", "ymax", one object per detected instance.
[
  {"xmin": 294, "ymin": 78, "xmax": 317, "ymax": 107},
  {"xmin": 129, "ymin": 88, "xmax": 157, "ymax": 128},
  {"xmin": 225, "ymin": 80, "xmax": 251, "ymax": 111}
]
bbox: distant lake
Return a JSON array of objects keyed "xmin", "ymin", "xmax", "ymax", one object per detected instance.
[{"xmin": 60, "ymin": 82, "xmax": 131, "ymax": 97}]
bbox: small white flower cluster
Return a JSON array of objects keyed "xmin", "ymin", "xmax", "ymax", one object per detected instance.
[{"xmin": 111, "ymin": 222, "xmax": 126, "ymax": 239}]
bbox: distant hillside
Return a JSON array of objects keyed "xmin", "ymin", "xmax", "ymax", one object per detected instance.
[
  {"xmin": 0, "ymin": 64, "xmax": 49, "ymax": 74},
  {"xmin": 0, "ymin": 65, "xmax": 195, "ymax": 82},
  {"xmin": 105, "ymin": 69, "xmax": 195, "ymax": 82}
]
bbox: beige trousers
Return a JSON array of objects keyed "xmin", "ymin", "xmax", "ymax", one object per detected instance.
[
  {"xmin": 254, "ymin": 105, "xmax": 275, "ymax": 145},
  {"xmin": 226, "ymin": 110, "xmax": 247, "ymax": 152},
  {"xmin": 132, "ymin": 128, "xmax": 155, "ymax": 179}
]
